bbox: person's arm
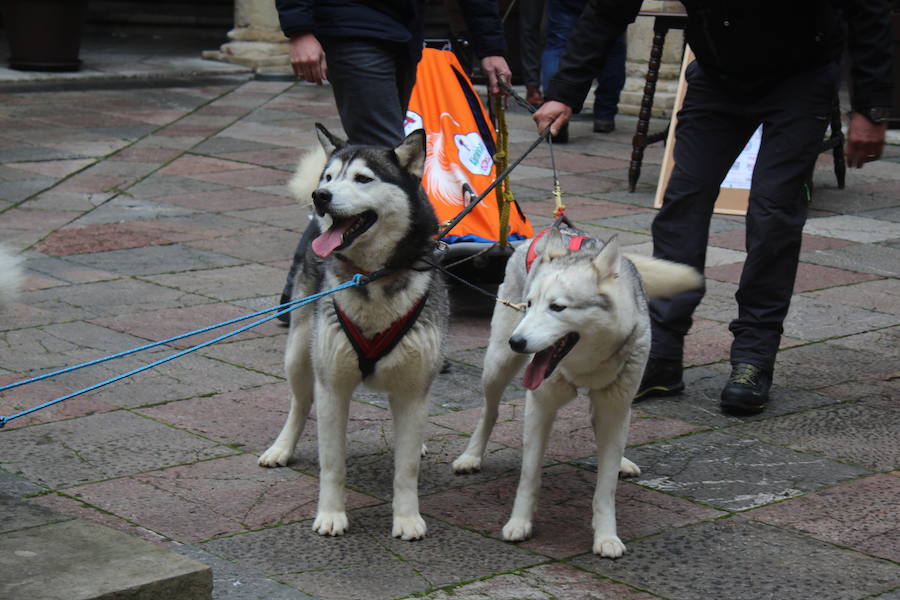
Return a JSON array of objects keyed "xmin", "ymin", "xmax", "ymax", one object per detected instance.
[
  {"xmin": 534, "ymin": 0, "xmax": 641, "ymax": 134},
  {"xmin": 456, "ymin": 0, "xmax": 513, "ymax": 96},
  {"xmin": 276, "ymin": 0, "xmax": 327, "ymax": 84},
  {"xmin": 843, "ymin": 0, "xmax": 893, "ymax": 167}
]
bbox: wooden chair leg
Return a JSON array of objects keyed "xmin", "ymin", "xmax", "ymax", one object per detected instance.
[{"xmin": 629, "ymin": 25, "xmax": 667, "ymax": 192}]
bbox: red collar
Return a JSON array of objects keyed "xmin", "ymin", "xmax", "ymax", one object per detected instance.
[
  {"xmin": 333, "ymin": 294, "xmax": 429, "ymax": 378},
  {"xmin": 525, "ymin": 228, "xmax": 590, "ymax": 272}
]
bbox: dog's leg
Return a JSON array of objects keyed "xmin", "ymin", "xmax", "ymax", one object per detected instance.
[
  {"xmin": 502, "ymin": 378, "xmax": 576, "ymax": 541},
  {"xmin": 453, "ymin": 335, "xmax": 528, "ymax": 474},
  {"xmin": 388, "ymin": 390, "xmax": 428, "ymax": 540},
  {"xmin": 313, "ymin": 377, "xmax": 354, "ymax": 536},
  {"xmin": 588, "ymin": 388, "xmax": 632, "ymax": 558},
  {"xmin": 259, "ymin": 325, "xmax": 314, "ymax": 467},
  {"xmin": 619, "ymin": 456, "xmax": 641, "ymax": 477}
]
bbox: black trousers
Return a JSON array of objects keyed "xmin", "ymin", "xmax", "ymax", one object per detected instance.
[{"xmin": 649, "ymin": 60, "xmax": 838, "ymax": 373}]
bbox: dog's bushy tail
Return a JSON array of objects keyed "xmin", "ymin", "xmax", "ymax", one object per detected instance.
[
  {"xmin": 287, "ymin": 143, "xmax": 327, "ymax": 209},
  {"xmin": 625, "ymin": 254, "xmax": 703, "ymax": 299},
  {"xmin": 0, "ymin": 244, "xmax": 24, "ymax": 307}
]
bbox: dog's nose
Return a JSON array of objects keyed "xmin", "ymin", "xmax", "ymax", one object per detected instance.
[
  {"xmin": 312, "ymin": 188, "xmax": 331, "ymax": 215},
  {"xmin": 509, "ymin": 335, "xmax": 527, "ymax": 353}
]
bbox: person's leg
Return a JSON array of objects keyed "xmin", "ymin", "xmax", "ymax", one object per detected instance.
[
  {"xmin": 320, "ymin": 37, "xmax": 413, "ymax": 147},
  {"xmin": 648, "ymin": 62, "xmax": 758, "ymax": 363},
  {"xmin": 591, "ymin": 33, "xmax": 626, "ymax": 129},
  {"xmin": 728, "ymin": 61, "xmax": 839, "ymax": 374},
  {"xmin": 540, "ymin": 0, "xmax": 580, "ymax": 92},
  {"xmin": 519, "ymin": 0, "xmax": 546, "ymax": 105}
]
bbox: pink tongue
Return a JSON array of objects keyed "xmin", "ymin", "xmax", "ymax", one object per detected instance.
[
  {"xmin": 311, "ymin": 219, "xmax": 354, "ymax": 257},
  {"xmin": 523, "ymin": 348, "xmax": 553, "ymax": 390}
]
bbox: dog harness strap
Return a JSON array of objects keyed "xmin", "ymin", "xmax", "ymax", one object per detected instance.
[
  {"xmin": 525, "ymin": 228, "xmax": 590, "ymax": 272},
  {"xmin": 333, "ymin": 293, "xmax": 430, "ymax": 378}
]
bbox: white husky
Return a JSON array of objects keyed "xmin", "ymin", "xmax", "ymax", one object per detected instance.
[
  {"xmin": 259, "ymin": 124, "xmax": 448, "ymax": 541},
  {"xmin": 453, "ymin": 227, "xmax": 702, "ymax": 557}
]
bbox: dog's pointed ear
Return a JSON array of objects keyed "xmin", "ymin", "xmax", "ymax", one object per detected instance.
[
  {"xmin": 315, "ymin": 123, "xmax": 346, "ymax": 154},
  {"xmin": 592, "ymin": 235, "xmax": 621, "ymax": 279},
  {"xmin": 395, "ymin": 129, "xmax": 426, "ymax": 178},
  {"xmin": 540, "ymin": 227, "xmax": 570, "ymax": 262}
]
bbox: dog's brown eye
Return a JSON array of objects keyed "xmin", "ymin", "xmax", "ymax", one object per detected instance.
[
  {"xmin": 549, "ymin": 303, "xmax": 565, "ymax": 312},
  {"xmin": 355, "ymin": 174, "xmax": 373, "ymax": 184}
]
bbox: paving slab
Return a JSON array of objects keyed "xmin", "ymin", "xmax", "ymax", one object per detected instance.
[
  {"xmin": 577, "ymin": 430, "xmax": 870, "ymax": 511},
  {"xmin": 800, "ymin": 242, "xmax": 900, "ymax": 277},
  {"xmin": 572, "ymin": 518, "xmax": 900, "ymax": 600},
  {"xmin": 201, "ymin": 505, "xmax": 544, "ymax": 600},
  {"xmin": 730, "ymin": 403, "xmax": 900, "ymax": 472},
  {"xmin": 1, "ymin": 516, "xmax": 212, "ymax": 600},
  {"xmin": 421, "ymin": 562, "xmax": 659, "ymax": 600},
  {"xmin": 746, "ymin": 473, "xmax": 900, "ymax": 562},
  {"xmin": 68, "ymin": 453, "xmax": 381, "ymax": 543},
  {"xmin": 0, "ymin": 410, "xmax": 234, "ymax": 488},
  {"xmin": 421, "ymin": 464, "xmax": 724, "ymax": 558}
]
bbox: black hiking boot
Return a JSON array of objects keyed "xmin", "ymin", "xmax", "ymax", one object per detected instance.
[
  {"xmin": 720, "ymin": 363, "xmax": 771, "ymax": 415},
  {"xmin": 634, "ymin": 357, "xmax": 684, "ymax": 402}
]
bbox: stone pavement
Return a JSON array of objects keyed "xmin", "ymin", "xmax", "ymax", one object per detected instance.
[{"xmin": 0, "ymin": 30, "xmax": 898, "ymax": 600}]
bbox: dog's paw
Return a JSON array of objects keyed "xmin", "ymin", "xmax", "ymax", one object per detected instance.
[
  {"xmin": 258, "ymin": 445, "xmax": 292, "ymax": 468},
  {"xmin": 619, "ymin": 457, "xmax": 641, "ymax": 478},
  {"xmin": 593, "ymin": 535, "xmax": 626, "ymax": 558},
  {"xmin": 313, "ymin": 511, "xmax": 349, "ymax": 536},
  {"xmin": 501, "ymin": 518, "xmax": 532, "ymax": 542},
  {"xmin": 392, "ymin": 514, "xmax": 427, "ymax": 540},
  {"xmin": 452, "ymin": 454, "xmax": 482, "ymax": 474}
]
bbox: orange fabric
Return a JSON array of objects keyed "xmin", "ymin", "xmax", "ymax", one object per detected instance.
[{"xmin": 405, "ymin": 48, "xmax": 533, "ymax": 243}]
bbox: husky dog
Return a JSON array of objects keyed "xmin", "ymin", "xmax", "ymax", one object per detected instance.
[
  {"xmin": 452, "ymin": 227, "xmax": 702, "ymax": 557},
  {"xmin": 0, "ymin": 244, "xmax": 24, "ymax": 308},
  {"xmin": 259, "ymin": 124, "xmax": 448, "ymax": 541}
]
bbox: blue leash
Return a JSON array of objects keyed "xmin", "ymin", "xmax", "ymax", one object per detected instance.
[{"xmin": 0, "ymin": 274, "xmax": 365, "ymax": 429}]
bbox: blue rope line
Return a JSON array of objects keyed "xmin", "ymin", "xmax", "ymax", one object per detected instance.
[{"xmin": 0, "ymin": 274, "xmax": 364, "ymax": 429}]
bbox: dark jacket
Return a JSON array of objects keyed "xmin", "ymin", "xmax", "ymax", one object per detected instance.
[
  {"xmin": 545, "ymin": 0, "xmax": 894, "ymax": 113},
  {"xmin": 275, "ymin": 0, "xmax": 506, "ymax": 63}
]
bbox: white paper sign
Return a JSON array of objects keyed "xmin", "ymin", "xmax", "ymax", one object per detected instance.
[{"xmin": 721, "ymin": 125, "xmax": 762, "ymax": 190}]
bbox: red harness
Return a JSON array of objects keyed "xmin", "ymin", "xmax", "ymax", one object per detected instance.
[
  {"xmin": 525, "ymin": 228, "xmax": 590, "ymax": 272},
  {"xmin": 333, "ymin": 294, "xmax": 429, "ymax": 378}
]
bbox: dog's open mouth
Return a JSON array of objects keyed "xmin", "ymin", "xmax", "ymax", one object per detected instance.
[
  {"xmin": 523, "ymin": 332, "xmax": 580, "ymax": 390},
  {"xmin": 311, "ymin": 210, "xmax": 377, "ymax": 258}
]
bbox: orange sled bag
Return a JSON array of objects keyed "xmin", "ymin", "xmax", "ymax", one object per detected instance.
[{"xmin": 404, "ymin": 48, "xmax": 532, "ymax": 245}]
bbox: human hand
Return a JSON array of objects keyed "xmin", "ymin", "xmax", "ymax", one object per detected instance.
[
  {"xmin": 533, "ymin": 100, "xmax": 573, "ymax": 137},
  {"xmin": 289, "ymin": 33, "xmax": 327, "ymax": 84},
  {"xmin": 480, "ymin": 56, "xmax": 512, "ymax": 97},
  {"xmin": 845, "ymin": 112, "xmax": 887, "ymax": 168}
]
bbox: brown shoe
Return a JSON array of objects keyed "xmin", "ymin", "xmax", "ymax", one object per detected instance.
[{"xmin": 525, "ymin": 87, "xmax": 543, "ymax": 107}]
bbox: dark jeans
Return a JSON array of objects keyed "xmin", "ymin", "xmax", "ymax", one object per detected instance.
[
  {"xmin": 320, "ymin": 37, "xmax": 417, "ymax": 147},
  {"xmin": 541, "ymin": 0, "xmax": 626, "ymax": 120},
  {"xmin": 649, "ymin": 60, "xmax": 839, "ymax": 372},
  {"xmin": 281, "ymin": 37, "xmax": 418, "ymax": 307}
]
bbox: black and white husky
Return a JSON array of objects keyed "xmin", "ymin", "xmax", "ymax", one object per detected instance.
[
  {"xmin": 453, "ymin": 227, "xmax": 702, "ymax": 557},
  {"xmin": 259, "ymin": 124, "xmax": 448, "ymax": 541}
]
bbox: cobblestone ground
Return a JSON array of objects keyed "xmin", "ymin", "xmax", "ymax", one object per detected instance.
[{"xmin": 1, "ymin": 70, "xmax": 898, "ymax": 599}]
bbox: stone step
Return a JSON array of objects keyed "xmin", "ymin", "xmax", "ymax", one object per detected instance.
[{"xmin": 1, "ymin": 495, "xmax": 211, "ymax": 600}]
